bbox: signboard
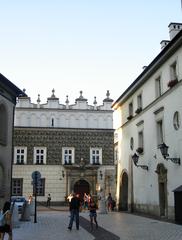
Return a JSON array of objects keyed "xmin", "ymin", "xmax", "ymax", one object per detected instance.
[{"xmin": 32, "ymin": 171, "xmax": 41, "ymax": 181}]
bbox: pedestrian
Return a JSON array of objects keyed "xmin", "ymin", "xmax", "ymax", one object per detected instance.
[
  {"xmin": 83, "ymin": 193, "xmax": 88, "ymax": 210},
  {"xmin": 107, "ymin": 193, "xmax": 113, "ymax": 211},
  {"xmin": 89, "ymin": 198, "xmax": 98, "ymax": 231},
  {"xmin": 0, "ymin": 201, "xmax": 13, "ymax": 240},
  {"xmin": 46, "ymin": 193, "xmax": 51, "ymax": 207},
  {"xmin": 67, "ymin": 193, "xmax": 73, "ymax": 204},
  {"xmin": 68, "ymin": 193, "xmax": 80, "ymax": 230}
]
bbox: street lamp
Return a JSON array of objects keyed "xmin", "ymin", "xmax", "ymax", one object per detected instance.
[
  {"xmin": 131, "ymin": 153, "xmax": 148, "ymax": 171},
  {"xmin": 158, "ymin": 143, "xmax": 180, "ymax": 165}
]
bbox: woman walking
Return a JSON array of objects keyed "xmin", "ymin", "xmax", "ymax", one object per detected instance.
[{"xmin": 89, "ymin": 198, "xmax": 98, "ymax": 231}]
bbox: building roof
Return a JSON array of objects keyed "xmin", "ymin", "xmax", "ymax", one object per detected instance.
[
  {"xmin": 0, "ymin": 73, "xmax": 27, "ymax": 104},
  {"xmin": 112, "ymin": 28, "xmax": 182, "ymax": 109}
]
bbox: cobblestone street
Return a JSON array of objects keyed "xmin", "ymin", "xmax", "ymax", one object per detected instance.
[{"xmin": 5, "ymin": 209, "xmax": 182, "ymax": 240}]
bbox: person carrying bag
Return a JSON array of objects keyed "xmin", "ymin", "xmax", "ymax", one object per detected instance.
[{"xmin": 0, "ymin": 201, "xmax": 12, "ymax": 240}]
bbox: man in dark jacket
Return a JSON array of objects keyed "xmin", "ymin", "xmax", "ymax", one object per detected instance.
[{"xmin": 68, "ymin": 193, "xmax": 80, "ymax": 230}]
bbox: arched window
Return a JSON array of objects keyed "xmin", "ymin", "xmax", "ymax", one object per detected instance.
[{"xmin": 0, "ymin": 104, "xmax": 8, "ymax": 145}]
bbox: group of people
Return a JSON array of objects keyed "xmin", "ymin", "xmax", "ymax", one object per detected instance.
[
  {"xmin": 67, "ymin": 192, "xmax": 98, "ymax": 231},
  {"xmin": 0, "ymin": 192, "xmax": 115, "ymax": 238},
  {"xmin": 67, "ymin": 192, "xmax": 115, "ymax": 231}
]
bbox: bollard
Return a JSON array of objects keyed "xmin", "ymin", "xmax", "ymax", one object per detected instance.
[
  {"xmin": 29, "ymin": 199, "xmax": 35, "ymax": 216},
  {"xmin": 12, "ymin": 204, "xmax": 20, "ymax": 228},
  {"xmin": 20, "ymin": 201, "xmax": 31, "ymax": 221}
]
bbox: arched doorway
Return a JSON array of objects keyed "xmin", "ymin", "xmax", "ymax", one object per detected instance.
[
  {"xmin": 74, "ymin": 179, "xmax": 90, "ymax": 200},
  {"xmin": 119, "ymin": 172, "xmax": 128, "ymax": 211}
]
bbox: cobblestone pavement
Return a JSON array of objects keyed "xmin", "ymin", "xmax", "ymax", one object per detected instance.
[{"xmin": 4, "ymin": 209, "xmax": 182, "ymax": 240}]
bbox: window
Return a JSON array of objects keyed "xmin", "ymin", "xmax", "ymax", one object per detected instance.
[
  {"xmin": 137, "ymin": 94, "xmax": 142, "ymax": 109},
  {"xmin": 157, "ymin": 120, "xmax": 164, "ymax": 146},
  {"xmin": 173, "ymin": 111, "xmax": 180, "ymax": 130},
  {"xmin": 90, "ymin": 148, "xmax": 102, "ymax": 164},
  {"xmin": 138, "ymin": 131, "xmax": 144, "ymax": 149},
  {"xmin": 62, "ymin": 148, "xmax": 75, "ymax": 164},
  {"xmin": 51, "ymin": 118, "xmax": 54, "ymax": 127},
  {"xmin": 34, "ymin": 147, "xmax": 47, "ymax": 164},
  {"xmin": 130, "ymin": 137, "xmax": 134, "ymax": 150},
  {"xmin": 35, "ymin": 178, "xmax": 45, "ymax": 196},
  {"xmin": 155, "ymin": 76, "xmax": 161, "ymax": 98},
  {"xmin": 170, "ymin": 61, "xmax": 177, "ymax": 80},
  {"xmin": 0, "ymin": 104, "xmax": 7, "ymax": 146},
  {"xmin": 128, "ymin": 102, "xmax": 133, "ymax": 116},
  {"xmin": 14, "ymin": 147, "xmax": 27, "ymax": 164},
  {"xmin": 12, "ymin": 178, "xmax": 23, "ymax": 196}
]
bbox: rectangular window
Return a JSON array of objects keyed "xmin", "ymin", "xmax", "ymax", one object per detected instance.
[
  {"xmin": 137, "ymin": 94, "xmax": 142, "ymax": 109},
  {"xmin": 90, "ymin": 148, "xmax": 102, "ymax": 164},
  {"xmin": 14, "ymin": 147, "xmax": 27, "ymax": 164},
  {"xmin": 12, "ymin": 178, "xmax": 23, "ymax": 196},
  {"xmin": 34, "ymin": 178, "xmax": 45, "ymax": 196},
  {"xmin": 155, "ymin": 77, "xmax": 161, "ymax": 98},
  {"xmin": 170, "ymin": 61, "xmax": 177, "ymax": 80},
  {"xmin": 62, "ymin": 148, "xmax": 75, "ymax": 164},
  {"xmin": 138, "ymin": 131, "xmax": 144, "ymax": 149},
  {"xmin": 34, "ymin": 147, "xmax": 46, "ymax": 164},
  {"xmin": 129, "ymin": 102, "xmax": 133, "ymax": 116},
  {"xmin": 157, "ymin": 120, "xmax": 164, "ymax": 145}
]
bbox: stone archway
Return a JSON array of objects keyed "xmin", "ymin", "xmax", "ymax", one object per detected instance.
[
  {"xmin": 119, "ymin": 172, "xmax": 128, "ymax": 211},
  {"xmin": 155, "ymin": 163, "xmax": 168, "ymax": 217},
  {"xmin": 74, "ymin": 179, "xmax": 90, "ymax": 200}
]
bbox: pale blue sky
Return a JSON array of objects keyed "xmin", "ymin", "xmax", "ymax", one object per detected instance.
[{"xmin": 0, "ymin": 1, "xmax": 182, "ymax": 105}]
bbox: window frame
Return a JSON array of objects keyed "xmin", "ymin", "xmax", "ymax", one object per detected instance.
[
  {"xmin": 128, "ymin": 101, "xmax": 133, "ymax": 116},
  {"xmin": 137, "ymin": 93, "xmax": 143, "ymax": 109},
  {"xmin": 170, "ymin": 61, "xmax": 177, "ymax": 80},
  {"xmin": 138, "ymin": 131, "xmax": 144, "ymax": 149},
  {"xmin": 62, "ymin": 147, "xmax": 75, "ymax": 164},
  {"xmin": 33, "ymin": 147, "xmax": 47, "ymax": 165},
  {"xmin": 12, "ymin": 178, "xmax": 23, "ymax": 196},
  {"xmin": 155, "ymin": 76, "xmax": 162, "ymax": 98},
  {"xmin": 14, "ymin": 147, "xmax": 27, "ymax": 164},
  {"xmin": 90, "ymin": 148, "xmax": 102, "ymax": 165},
  {"xmin": 156, "ymin": 119, "xmax": 164, "ymax": 146}
]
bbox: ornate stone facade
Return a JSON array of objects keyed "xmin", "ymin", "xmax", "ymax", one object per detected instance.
[
  {"xmin": 14, "ymin": 128, "xmax": 114, "ymax": 165},
  {"xmin": 12, "ymin": 90, "xmax": 115, "ymax": 205}
]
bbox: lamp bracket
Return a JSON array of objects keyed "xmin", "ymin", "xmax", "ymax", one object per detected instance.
[
  {"xmin": 166, "ymin": 157, "xmax": 180, "ymax": 165},
  {"xmin": 137, "ymin": 164, "xmax": 149, "ymax": 171}
]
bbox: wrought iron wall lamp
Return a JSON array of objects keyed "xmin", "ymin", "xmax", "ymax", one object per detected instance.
[
  {"xmin": 131, "ymin": 153, "xmax": 148, "ymax": 171},
  {"xmin": 158, "ymin": 143, "xmax": 180, "ymax": 165}
]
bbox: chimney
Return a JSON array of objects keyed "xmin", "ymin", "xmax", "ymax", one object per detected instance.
[{"xmin": 168, "ymin": 22, "xmax": 182, "ymax": 40}]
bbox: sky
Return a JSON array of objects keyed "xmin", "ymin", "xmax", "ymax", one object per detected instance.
[{"xmin": 0, "ymin": 1, "xmax": 182, "ymax": 106}]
